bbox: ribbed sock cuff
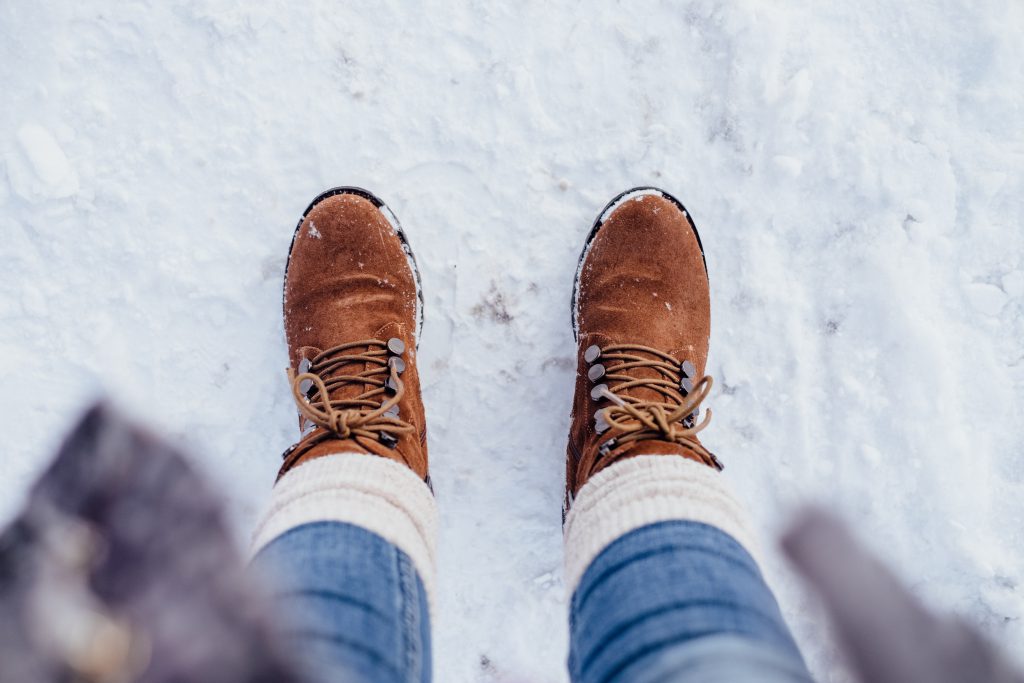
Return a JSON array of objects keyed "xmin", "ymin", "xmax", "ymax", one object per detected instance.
[
  {"xmin": 563, "ymin": 455, "xmax": 759, "ymax": 595},
  {"xmin": 251, "ymin": 453, "xmax": 438, "ymax": 605}
]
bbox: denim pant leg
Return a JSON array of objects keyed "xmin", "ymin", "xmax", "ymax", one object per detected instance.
[
  {"xmin": 251, "ymin": 521, "xmax": 431, "ymax": 683},
  {"xmin": 570, "ymin": 520, "xmax": 813, "ymax": 683}
]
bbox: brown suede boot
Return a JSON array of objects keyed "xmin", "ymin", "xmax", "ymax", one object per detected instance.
[
  {"xmin": 565, "ymin": 187, "xmax": 721, "ymax": 512},
  {"xmin": 278, "ymin": 187, "xmax": 428, "ymax": 482}
]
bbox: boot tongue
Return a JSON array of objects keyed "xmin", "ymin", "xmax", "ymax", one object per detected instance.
[
  {"xmin": 295, "ymin": 342, "xmax": 385, "ymax": 434},
  {"xmin": 327, "ymin": 349, "xmax": 379, "ymax": 401},
  {"xmin": 604, "ymin": 347, "xmax": 684, "ymax": 406},
  {"xmin": 617, "ymin": 363, "xmax": 672, "ymax": 404},
  {"xmin": 313, "ymin": 343, "xmax": 384, "ymax": 399}
]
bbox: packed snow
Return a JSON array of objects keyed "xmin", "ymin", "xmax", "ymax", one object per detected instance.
[{"xmin": 2, "ymin": 1, "xmax": 1022, "ymax": 681}]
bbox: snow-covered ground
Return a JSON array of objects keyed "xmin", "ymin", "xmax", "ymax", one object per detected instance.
[{"xmin": 2, "ymin": 1, "xmax": 1022, "ymax": 680}]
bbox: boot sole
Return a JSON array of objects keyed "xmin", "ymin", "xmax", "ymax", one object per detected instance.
[
  {"xmin": 571, "ymin": 186, "xmax": 708, "ymax": 341},
  {"xmin": 283, "ymin": 186, "xmax": 425, "ymax": 347}
]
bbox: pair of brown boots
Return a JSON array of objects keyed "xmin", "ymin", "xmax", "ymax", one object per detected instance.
[{"xmin": 279, "ymin": 186, "xmax": 720, "ymax": 512}]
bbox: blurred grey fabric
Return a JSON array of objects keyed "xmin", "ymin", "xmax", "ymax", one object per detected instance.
[
  {"xmin": 783, "ymin": 507, "xmax": 1023, "ymax": 683},
  {"xmin": 0, "ymin": 403, "xmax": 309, "ymax": 683}
]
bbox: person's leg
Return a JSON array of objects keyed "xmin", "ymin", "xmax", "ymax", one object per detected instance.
[
  {"xmin": 563, "ymin": 188, "xmax": 812, "ymax": 682},
  {"xmin": 250, "ymin": 188, "xmax": 436, "ymax": 682},
  {"xmin": 564, "ymin": 457, "xmax": 812, "ymax": 683},
  {"xmin": 251, "ymin": 456, "xmax": 435, "ymax": 683}
]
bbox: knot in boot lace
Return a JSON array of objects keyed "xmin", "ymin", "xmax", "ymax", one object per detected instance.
[
  {"xmin": 588, "ymin": 343, "xmax": 722, "ymax": 474},
  {"xmin": 288, "ymin": 339, "xmax": 414, "ymax": 449}
]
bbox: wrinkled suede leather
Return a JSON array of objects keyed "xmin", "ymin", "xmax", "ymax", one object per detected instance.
[
  {"xmin": 567, "ymin": 192, "xmax": 712, "ymax": 504},
  {"xmin": 281, "ymin": 192, "xmax": 428, "ymax": 479}
]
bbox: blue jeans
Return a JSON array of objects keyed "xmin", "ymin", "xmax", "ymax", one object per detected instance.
[
  {"xmin": 251, "ymin": 520, "xmax": 812, "ymax": 682},
  {"xmin": 570, "ymin": 520, "xmax": 813, "ymax": 683},
  {"xmin": 252, "ymin": 522, "xmax": 431, "ymax": 683}
]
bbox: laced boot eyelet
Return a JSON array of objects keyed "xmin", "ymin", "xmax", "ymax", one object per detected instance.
[
  {"xmin": 387, "ymin": 337, "xmax": 405, "ymax": 355},
  {"xmin": 379, "ymin": 431, "xmax": 399, "ymax": 449},
  {"xmin": 297, "ymin": 358, "xmax": 316, "ymax": 396},
  {"xmin": 584, "ymin": 344, "xmax": 601, "ymax": 363}
]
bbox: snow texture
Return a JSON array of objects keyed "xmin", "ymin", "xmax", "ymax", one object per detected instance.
[{"xmin": 1, "ymin": 1, "xmax": 1023, "ymax": 681}]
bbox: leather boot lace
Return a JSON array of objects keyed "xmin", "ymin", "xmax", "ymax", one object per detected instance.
[
  {"xmin": 588, "ymin": 343, "xmax": 722, "ymax": 476},
  {"xmin": 287, "ymin": 339, "xmax": 415, "ymax": 452}
]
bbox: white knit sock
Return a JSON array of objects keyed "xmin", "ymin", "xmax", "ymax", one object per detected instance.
[
  {"xmin": 563, "ymin": 455, "xmax": 759, "ymax": 595},
  {"xmin": 251, "ymin": 453, "xmax": 438, "ymax": 605}
]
